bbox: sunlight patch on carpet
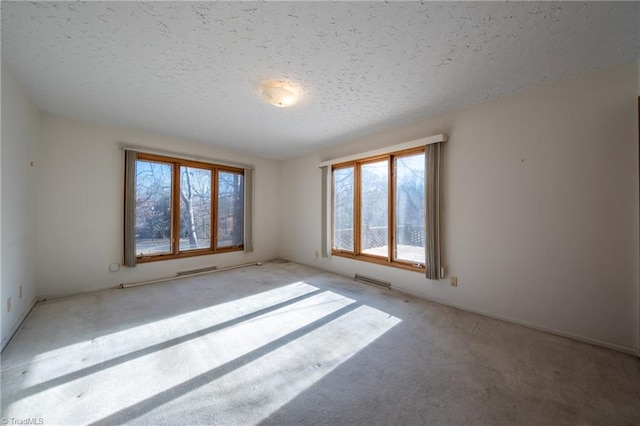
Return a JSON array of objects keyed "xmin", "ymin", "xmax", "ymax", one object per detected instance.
[{"xmin": 4, "ymin": 286, "xmax": 394, "ymax": 424}]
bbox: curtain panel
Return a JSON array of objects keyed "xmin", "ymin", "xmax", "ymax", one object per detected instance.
[
  {"xmin": 243, "ymin": 168, "xmax": 254, "ymax": 253},
  {"xmin": 424, "ymin": 142, "xmax": 442, "ymax": 280},
  {"xmin": 123, "ymin": 149, "xmax": 138, "ymax": 267}
]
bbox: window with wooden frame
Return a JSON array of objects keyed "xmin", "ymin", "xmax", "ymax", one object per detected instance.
[
  {"xmin": 332, "ymin": 147, "xmax": 426, "ymax": 272},
  {"xmin": 131, "ymin": 153, "xmax": 244, "ymax": 263}
]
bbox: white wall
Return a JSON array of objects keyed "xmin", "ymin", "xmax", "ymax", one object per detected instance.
[
  {"xmin": 1, "ymin": 59, "xmax": 41, "ymax": 348},
  {"xmin": 37, "ymin": 115, "xmax": 281, "ymax": 298},
  {"xmin": 280, "ymin": 62, "xmax": 640, "ymax": 353}
]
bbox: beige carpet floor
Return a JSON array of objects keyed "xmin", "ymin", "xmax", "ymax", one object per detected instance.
[{"xmin": 1, "ymin": 261, "xmax": 639, "ymax": 425}]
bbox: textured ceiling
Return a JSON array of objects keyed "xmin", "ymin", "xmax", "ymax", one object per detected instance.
[{"xmin": 2, "ymin": 2, "xmax": 639, "ymax": 159}]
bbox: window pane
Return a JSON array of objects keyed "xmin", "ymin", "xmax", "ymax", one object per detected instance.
[
  {"xmin": 333, "ymin": 167, "xmax": 354, "ymax": 251},
  {"xmin": 361, "ymin": 160, "xmax": 388, "ymax": 256},
  {"xmin": 135, "ymin": 160, "xmax": 173, "ymax": 256},
  {"xmin": 179, "ymin": 166, "xmax": 212, "ymax": 251},
  {"xmin": 395, "ymin": 153, "xmax": 425, "ymax": 264},
  {"xmin": 217, "ymin": 171, "xmax": 244, "ymax": 248}
]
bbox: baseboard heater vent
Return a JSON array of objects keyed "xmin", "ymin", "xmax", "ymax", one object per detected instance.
[
  {"xmin": 176, "ymin": 266, "xmax": 217, "ymax": 277},
  {"xmin": 354, "ymin": 274, "xmax": 391, "ymax": 289}
]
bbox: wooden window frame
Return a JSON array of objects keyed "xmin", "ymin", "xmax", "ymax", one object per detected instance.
[
  {"xmin": 133, "ymin": 153, "xmax": 244, "ymax": 264},
  {"xmin": 331, "ymin": 147, "xmax": 426, "ymax": 273}
]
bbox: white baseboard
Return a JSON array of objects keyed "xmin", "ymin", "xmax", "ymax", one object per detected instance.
[
  {"xmin": 1, "ymin": 297, "xmax": 38, "ymax": 353},
  {"xmin": 392, "ymin": 285, "xmax": 640, "ymax": 358},
  {"xmin": 38, "ymin": 262, "xmax": 263, "ymax": 300},
  {"xmin": 38, "ymin": 284, "xmax": 119, "ymax": 302}
]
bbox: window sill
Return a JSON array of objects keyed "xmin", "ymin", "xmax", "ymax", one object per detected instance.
[
  {"xmin": 331, "ymin": 251, "xmax": 426, "ymax": 274},
  {"xmin": 137, "ymin": 246, "xmax": 243, "ymax": 263}
]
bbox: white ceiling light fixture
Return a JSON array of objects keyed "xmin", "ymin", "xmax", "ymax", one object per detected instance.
[{"xmin": 260, "ymin": 79, "xmax": 301, "ymax": 108}]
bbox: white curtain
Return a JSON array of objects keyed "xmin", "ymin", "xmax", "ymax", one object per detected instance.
[
  {"xmin": 424, "ymin": 143, "xmax": 442, "ymax": 280},
  {"xmin": 123, "ymin": 150, "xmax": 138, "ymax": 267}
]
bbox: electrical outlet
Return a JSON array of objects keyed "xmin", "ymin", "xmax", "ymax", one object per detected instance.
[
  {"xmin": 109, "ymin": 263, "xmax": 120, "ymax": 272},
  {"xmin": 19, "ymin": 285, "xmax": 23, "ymax": 299},
  {"xmin": 314, "ymin": 250, "xmax": 319, "ymax": 258},
  {"xmin": 450, "ymin": 276, "xmax": 458, "ymax": 287},
  {"xmin": 7, "ymin": 297, "xmax": 12, "ymax": 313}
]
